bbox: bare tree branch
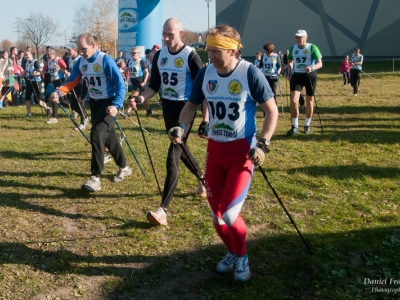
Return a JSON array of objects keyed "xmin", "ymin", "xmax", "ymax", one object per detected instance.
[{"xmin": 20, "ymin": 13, "xmax": 59, "ymax": 57}]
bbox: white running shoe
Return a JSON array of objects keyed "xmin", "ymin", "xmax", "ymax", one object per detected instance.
[
  {"xmin": 46, "ymin": 118, "xmax": 58, "ymax": 124},
  {"xmin": 216, "ymin": 252, "xmax": 236, "ymax": 274},
  {"xmin": 196, "ymin": 180, "xmax": 207, "ymax": 198},
  {"xmin": 75, "ymin": 118, "xmax": 89, "ymax": 130},
  {"xmin": 147, "ymin": 207, "xmax": 168, "ymax": 226},
  {"xmin": 82, "ymin": 175, "xmax": 101, "ymax": 192},
  {"xmin": 114, "ymin": 166, "xmax": 132, "ymax": 182},
  {"xmin": 234, "ymin": 255, "xmax": 251, "ymax": 282}
]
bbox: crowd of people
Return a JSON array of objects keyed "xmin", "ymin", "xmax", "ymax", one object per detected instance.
[{"xmin": 0, "ymin": 20, "xmax": 367, "ymax": 283}]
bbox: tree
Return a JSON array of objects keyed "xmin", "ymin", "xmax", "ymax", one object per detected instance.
[
  {"xmin": 20, "ymin": 12, "xmax": 59, "ymax": 58},
  {"xmin": 72, "ymin": 0, "xmax": 117, "ymax": 56},
  {"xmin": 182, "ymin": 30, "xmax": 199, "ymax": 45},
  {"xmin": 1, "ymin": 39, "xmax": 13, "ymax": 52}
]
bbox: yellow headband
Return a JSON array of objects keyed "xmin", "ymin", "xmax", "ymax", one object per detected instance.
[{"xmin": 206, "ymin": 34, "xmax": 242, "ymax": 50}]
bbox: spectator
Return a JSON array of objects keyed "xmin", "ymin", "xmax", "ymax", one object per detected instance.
[
  {"xmin": 0, "ymin": 50, "xmax": 14, "ymax": 107},
  {"xmin": 339, "ymin": 55, "xmax": 352, "ymax": 86},
  {"xmin": 151, "ymin": 44, "xmax": 160, "ymax": 53},
  {"xmin": 350, "ymin": 48, "xmax": 363, "ymax": 96},
  {"xmin": 253, "ymin": 51, "xmax": 262, "ymax": 69},
  {"xmin": 115, "ymin": 50, "xmax": 126, "ymax": 67}
]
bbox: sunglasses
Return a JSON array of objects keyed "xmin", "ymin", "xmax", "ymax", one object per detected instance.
[{"xmin": 131, "ymin": 52, "xmax": 138, "ymax": 54}]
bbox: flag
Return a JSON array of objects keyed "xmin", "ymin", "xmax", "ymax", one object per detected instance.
[
  {"xmin": 6, "ymin": 92, "xmax": 12, "ymax": 102},
  {"xmin": 14, "ymin": 81, "xmax": 20, "ymax": 91}
]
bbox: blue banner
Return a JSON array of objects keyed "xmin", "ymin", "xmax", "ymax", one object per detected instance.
[{"xmin": 118, "ymin": 0, "xmax": 163, "ymax": 60}]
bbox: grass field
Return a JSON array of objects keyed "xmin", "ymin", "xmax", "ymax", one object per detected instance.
[{"xmin": 0, "ymin": 64, "xmax": 399, "ymax": 299}]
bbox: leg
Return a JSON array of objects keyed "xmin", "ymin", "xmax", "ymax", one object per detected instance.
[
  {"xmin": 90, "ymin": 98, "xmax": 127, "ymax": 177},
  {"xmin": 207, "ymin": 139, "xmax": 253, "ymax": 281}
]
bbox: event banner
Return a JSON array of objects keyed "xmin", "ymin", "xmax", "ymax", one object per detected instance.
[{"xmin": 118, "ymin": 0, "xmax": 163, "ymax": 60}]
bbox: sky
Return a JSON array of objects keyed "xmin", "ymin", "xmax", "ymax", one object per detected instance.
[{"xmin": 0, "ymin": 0, "xmax": 216, "ymax": 46}]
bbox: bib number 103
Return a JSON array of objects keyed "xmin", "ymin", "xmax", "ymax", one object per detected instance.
[{"xmin": 208, "ymin": 101, "xmax": 240, "ymax": 121}]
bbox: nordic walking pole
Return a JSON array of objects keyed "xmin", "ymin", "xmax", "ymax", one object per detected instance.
[
  {"xmin": 277, "ymin": 77, "xmax": 284, "ymax": 116},
  {"xmin": 285, "ymin": 76, "xmax": 289, "ymax": 108},
  {"xmin": 307, "ymin": 75, "xmax": 324, "ymax": 133},
  {"xmin": 179, "ymin": 142, "xmax": 205, "ymax": 186},
  {"xmin": 169, "ymin": 128, "xmax": 205, "ymax": 186},
  {"xmin": 59, "ymin": 102, "xmax": 91, "ymax": 145},
  {"xmin": 134, "ymin": 109, "xmax": 162, "ymax": 197},
  {"xmin": 33, "ymin": 81, "xmax": 46, "ymax": 117},
  {"xmin": 114, "ymin": 118, "xmax": 146, "ymax": 178},
  {"xmin": 359, "ymin": 68, "xmax": 381, "ymax": 85},
  {"xmin": 0, "ymin": 84, "xmax": 16, "ymax": 102},
  {"xmin": 119, "ymin": 111, "xmax": 151, "ymax": 135},
  {"xmin": 71, "ymin": 89, "xmax": 92, "ymax": 124},
  {"xmin": 258, "ymin": 166, "xmax": 313, "ymax": 255}
]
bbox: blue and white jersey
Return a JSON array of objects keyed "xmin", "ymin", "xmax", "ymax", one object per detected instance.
[
  {"xmin": 262, "ymin": 53, "xmax": 279, "ymax": 77},
  {"xmin": 48, "ymin": 57, "xmax": 65, "ymax": 81},
  {"xmin": 351, "ymin": 53, "xmax": 363, "ymax": 70},
  {"xmin": 78, "ymin": 51, "xmax": 119, "ymax": 100},
  {"xmin": 127, "ymin": 58, "xmax": 145, "ymax": 78},
  {"xmin": 157, "ymin": 45, "xmax": 194, "ymax": 101},
  {"xmin": 68, "ymin": 55, "xmax": 81, "ymax": 72},
  {"xmin": 25, "ymin": 59, "xmax": 41, "ymax": 82},
  {"xmin": 199, "ymin": 60, "xmax": 270, "ymax": 142}
]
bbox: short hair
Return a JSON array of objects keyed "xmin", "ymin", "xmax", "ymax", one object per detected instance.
[
  {"xmin": 78, "ymin": 33, "xmax": 95, "ymax": 46},
  {"xmin": 354, "ymin": 47, "xmax": 360, "ymax": 51},
  {"xmin": 207, "ymin": 24, "xmax": 242, "ymax": 50},
  {"xmin": 47, "ymin": 47, "xmax": 56, "ymax": 55},
  {"xmin": 263, "ymin": 43, "xmax": 275, "ymax": 53},
  {"xmin": 256, "ymin": 51, "xmax": 261, "ymax": 55},
  {"xmin": 10, "ymin": 46, "xmax": 16, "ymax": 53},
  {"xmin": 131, "ymin": 46, "xmax": 140, "ymax": 53},
  {"xmin": 17, "ymin": 50, "xmax": 24, "ymax": 55}
]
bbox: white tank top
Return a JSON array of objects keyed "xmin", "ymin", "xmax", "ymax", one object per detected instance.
[
  {"xmin": 157, "ymin": 46, "xmax": 194, "ymax": 101},
  {"xmin": 292, "ymin": 43, "xmax": 313, "ymax": 73},
  {"xmin": 202, "ymin": 59, "xmax": 257, "ymax": 142},
  {"xmin": 79, "ymin": 52, "xmax": 109, "ymax": 99}
]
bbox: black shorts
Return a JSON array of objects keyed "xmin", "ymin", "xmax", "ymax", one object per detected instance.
[
  {"xmin": 130, "ymin": 77, "xmax": 144, "ymax": 93},
  {"xmin": 290, "ymin": 72, "xmax": 317, "ymax": 96}
]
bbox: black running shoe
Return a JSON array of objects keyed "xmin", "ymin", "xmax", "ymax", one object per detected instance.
[
  {"xmin": 287, "ymin": 125, "xmax": 299, "ymax": 136},
  {"xmin": 303, "ymin": 126, "xmax": 311, "ymax": 134}
]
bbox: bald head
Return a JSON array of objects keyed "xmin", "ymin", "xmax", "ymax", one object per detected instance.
[
  {"xmin": 162, "ymin": 18, "xmax": 184, "ymax": 51},
  {"xmin": 164, "ymin": 18, "xmax": 183, "ymax": 31}
]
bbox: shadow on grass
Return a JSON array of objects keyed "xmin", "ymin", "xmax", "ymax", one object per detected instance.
[
  {"xmin": 0, "ymin": 226, "xmax": 398, "ymax": 299},
  {"xmin": 273, "ymin": 127, "xmax": 400, "ymax": 144},
  {"xmin": 0, "ymin": 150, "xmax": 88, "ymax": 161},
  {"xmin": 287, "ymin": 164, "xmax": 399, "ymax": 180}
]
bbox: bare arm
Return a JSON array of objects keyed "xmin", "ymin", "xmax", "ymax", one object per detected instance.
[{"xmin": 259, "ymin": 97, "xmax": 279, "ymax": 142}]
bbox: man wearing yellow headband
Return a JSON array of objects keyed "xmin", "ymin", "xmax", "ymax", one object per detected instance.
[{"xmin": 168, "ymin": 24, "xmax": 279, "ymax": 282}]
